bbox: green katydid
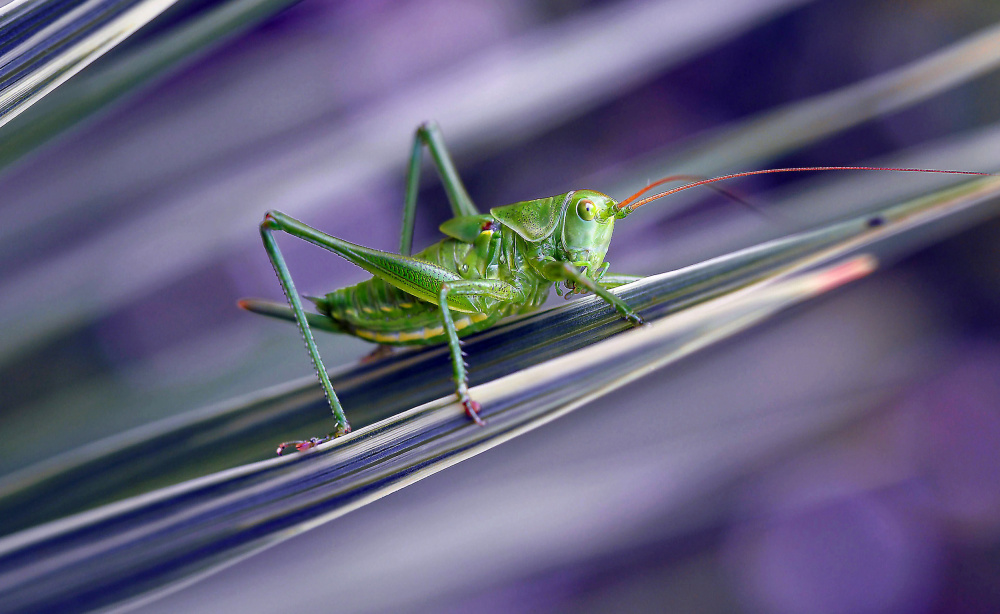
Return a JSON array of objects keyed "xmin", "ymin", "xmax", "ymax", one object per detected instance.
[{"xmin": 239, "ymin": 121, "xmax": 991, "ymax": 454}]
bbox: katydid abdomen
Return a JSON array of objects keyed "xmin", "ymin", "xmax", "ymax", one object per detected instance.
[{"xmin": 316, "ymin": 231, "xmax": 547, "ymax": 346}]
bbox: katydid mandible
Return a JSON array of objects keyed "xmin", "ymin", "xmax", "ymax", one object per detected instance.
[{"xmin": 240, "ymin": 121, "xmax": 991, "ymax": 454}]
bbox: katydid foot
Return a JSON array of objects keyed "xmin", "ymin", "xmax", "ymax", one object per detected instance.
[
  {"xmin": 461, "ymin": 397, "xmax": 485, "ymax": 426},
  {"xmin": 276, "ymin": 437, "xmax": 329, "ymax": 455},
  {"xmin": 626, "ymin": 312, "xmax": 645, "ymax": 327},
  {"xmin": 276, "ymin": 424, "xmax": 351, "ymax": 455}
]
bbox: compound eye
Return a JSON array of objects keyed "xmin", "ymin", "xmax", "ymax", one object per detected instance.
[{"xmin": 576, "ymin": 199, "xmax": 596, "ymax": 221}]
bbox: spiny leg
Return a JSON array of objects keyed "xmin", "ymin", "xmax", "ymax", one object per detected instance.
[
  {"xmin": 400, "ymin": 121, "xmax": 479, "ymax": 255},
  {"xmin": 262, "ymin": 211, "xmax": 517, "ymax": 433},
  {"xmin": 260, "ymin": 214, "xmax": 350, "ymax": 453},
  {"xmin": 554, "ymin": 262, "xmax": 644, "ymax": 326},
  {"xmin": 437, "ymin": 278, "xmax": 525, "ymax": 425}
]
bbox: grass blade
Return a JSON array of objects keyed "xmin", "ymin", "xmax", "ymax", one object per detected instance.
[{"xmin": 0, "ymin": 175, "xmax": 997, "ymax": 613}]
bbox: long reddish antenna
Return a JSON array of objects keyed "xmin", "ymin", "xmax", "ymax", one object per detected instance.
[
  {"xmin": 618, "ymin": 174, "xmax": 713, "ymax": 210},
  {"xmin": 616, "ymin": 173, "xmax": 767, "ymax": 218},
  {"xmin": 618, "ymin": 167, "xmax": 994, "ymax": 213}
]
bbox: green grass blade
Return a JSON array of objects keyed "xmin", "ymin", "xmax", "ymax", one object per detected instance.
[{"xmin": 0, "ymin": 175, "xmax": 997, "ymax": 613}]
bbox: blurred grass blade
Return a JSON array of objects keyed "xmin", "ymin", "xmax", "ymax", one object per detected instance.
[
  {"xmin": 610, "ymin": 20, "xmax": 1000, "ymax": 196},
  {"xmin": 0, "ymin": 267, "xmax": 875, "ymax": 614},
  {"xmin": 0, "ymin": 211, "xmax": 869, "ymax": 533},
  {"xmin": 5, "ymin": 2, "xmax": 995, "ymax": 367},
  {"xmin": 0, "ymin": 168, "xmax": 955, "ymax": 534},
  {"xmin": 0, "ymin": 0, "xmax": 811, "ymax": 365},
  {"xmin": 0, "ymin": 0, "xmax": 186, "ymax": 127},
  {"xmin": 0, "ymin": 0, "xmax": 310, "ymax": 168},
  {"xmin": 0, "ymin": 175, "xmax": 998, "ymax": 613}
]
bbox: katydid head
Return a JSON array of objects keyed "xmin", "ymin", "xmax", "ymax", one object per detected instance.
[
  {"xmin": 492, "ymin": 190, "xmax": 626, "ymax": 276},
  {"xmin": 558, "ymin": 189, "xmax": 623, "ymax": 273}
]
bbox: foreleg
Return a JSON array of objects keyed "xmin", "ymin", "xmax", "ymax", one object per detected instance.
[
  {"xmin": 598, "ymin": 273, "xmax": 643, "ymax": 289},
  {"xmin": 552, "ymin": 262, "xmax": 644, "ymax": 326},
  {"xmin": 560, "ymin": 271, "xmax": 643, "ymax": 297}
]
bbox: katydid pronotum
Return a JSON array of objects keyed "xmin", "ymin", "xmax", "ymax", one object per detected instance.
[{"xmin": 239, "ymin": 121, "xmax": 990, "ymax": 454}]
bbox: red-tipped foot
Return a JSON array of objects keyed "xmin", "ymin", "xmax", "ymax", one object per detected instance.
[
  {"xmin": 463, "ymin": 399, "xmax": 485, "ymax": 426},
  {"xmin": 276, "ymin": 436, "xmax": 328, "ymax": 455}
]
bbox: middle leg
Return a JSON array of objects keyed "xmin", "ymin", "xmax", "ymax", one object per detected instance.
[{"xmin": 437, "ymin": 278, "xmax": 525, "ymax": 424}]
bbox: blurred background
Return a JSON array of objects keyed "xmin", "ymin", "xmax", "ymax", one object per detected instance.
[{"xmin": 2, "ymin": 0, "xmax": 1000, "ymax": 612}]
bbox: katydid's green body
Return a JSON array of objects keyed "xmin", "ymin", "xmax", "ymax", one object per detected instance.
[
  {"xmin": 318, "ymin": 232, "xmax": 536, "ymax": 345},
  {"xmin": 243, "ymin": 122, "xmax": 642, "ymax": 453}
]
